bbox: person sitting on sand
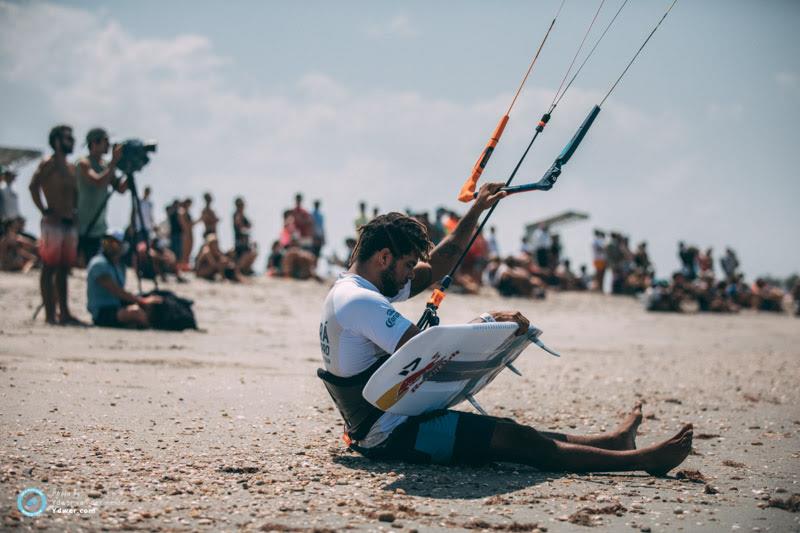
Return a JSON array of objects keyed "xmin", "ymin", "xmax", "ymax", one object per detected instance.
[
  {"xmin": 0, "ymin": 218, "xmax": 37, "ymax": 273},
  {"xmin": 726, "ymin": 273, "xmax": 752, "ymax": 309},
  {"xmin": 485, "ymin": 257, "xmax": 546, "ymax": 299},
  {"xmin": 266, "ymin": 240, "xmax": 284, "ymax": 276},
  {"xmin": 555, "ymin": 259, "xmax": 578, "ymax": 290},
  {"xmin": 281, "ymin": 246, "xmax": 322, "ymax": 281},
  {"xmin": 134, "ymin": 238, "xmax": 185, "ymax": 283},
  {"xmin": 708, "ymin": 280, "xmax": 739, "ymax": 313},
  {"xmin": 694, "ymin": 273, "xmax": 723, "ymax": 313},
  {"xmin": 8, "ymin": 217, "xmax": 39, "ymax": 263},
  {"xmin": 319, "ymin": 182, "xmax": 693, "ymax": 474},
  {"xmin": 195, "ymin": 233, "xmax": 241, "ymax": 282},
  {"xmin": 751, "ymin": 278, "xmax": 785, "ymax": 312},
  {"xmin": 86, "ymin": 230, "xmax": 162, "ymax": 328}
]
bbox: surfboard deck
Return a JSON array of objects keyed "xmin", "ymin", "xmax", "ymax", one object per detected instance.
[{"xmin": 362, "ymin": 322, "xmax": 539, "ymax": 416}]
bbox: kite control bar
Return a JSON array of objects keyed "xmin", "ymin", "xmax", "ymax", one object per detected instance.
[
  {"xmin": 420, "ymin": 0, "xmax": 678, "ymax": 331},
  {"xmin": 474, "ymin": 105, "xmax": 601, "ymax": 198},
  {"xmin": 456, "ymin": 2, "xmax": 564, "ymax": 203}
]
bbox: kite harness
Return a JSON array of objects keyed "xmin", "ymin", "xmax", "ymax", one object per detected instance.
[{"xmin": 317, "ymin": 355, "xmax": 390, "ymax": 445}]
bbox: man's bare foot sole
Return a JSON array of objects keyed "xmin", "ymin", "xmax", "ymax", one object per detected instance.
[{"xmin": 642, "ymin": 424, "xmax": 693, "ymax": 476}]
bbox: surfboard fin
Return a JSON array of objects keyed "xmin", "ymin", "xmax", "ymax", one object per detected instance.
[
  {"xmin": 466, "ymin": 395, "xmax": 488, "ymax": 415},
  {"xmin": 506, "ymin": 363, "xmax": 522, "ymax": 376},
  {"xmin": 533, "ymin": 338, "xmax": 561, "ymax": 357}
]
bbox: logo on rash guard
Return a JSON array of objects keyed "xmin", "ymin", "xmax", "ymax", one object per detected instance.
[{"xmin": 385, "ymin": 309, "xmax": 400, "ymax": 328}]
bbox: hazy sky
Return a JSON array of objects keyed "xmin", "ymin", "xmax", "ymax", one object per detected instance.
[{"xmin": 1, "ymin": 0, "xmax": 798, "ymax": 277}]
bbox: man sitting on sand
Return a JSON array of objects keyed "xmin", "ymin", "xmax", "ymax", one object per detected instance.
[
  {"xmin": 195, "ymin": 233, "xmax": 241, "ymax": 282},
  {"xmin": 486, "ymin": 257, "xmax": 546, "ymax": 299},
  {"xmin": 87, "ymin": 230, "xmax": 162, "ymax": 328},
  {"xmin": 0, "ymin": 218, "xmax": 37, "ymax": 273},
  {"xmin": 319, "ymin": 182, "xmax": 693, "ymax": 474}
]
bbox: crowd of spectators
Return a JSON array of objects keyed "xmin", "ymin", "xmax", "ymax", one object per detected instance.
[
  {"xmin": 2, "ymin": 124, "xmax": 798, "ymax": 325},
  {"xmin": 643, "ymin": 244, "xmax": 797, "ymax": 314}
]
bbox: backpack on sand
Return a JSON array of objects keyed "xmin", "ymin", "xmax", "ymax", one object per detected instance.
[{"xmin": 143, "ymin": 290, "xmax": 197, "ymax": 331}]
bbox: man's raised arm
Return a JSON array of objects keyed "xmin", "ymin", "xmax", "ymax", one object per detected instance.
[
  {"xmin": 79, "ymin": 145, "xmax": 123, "ymax": 188},
  {"xmin": 410, "ymin": 182, "xmax": 506, "ymax": 296}
]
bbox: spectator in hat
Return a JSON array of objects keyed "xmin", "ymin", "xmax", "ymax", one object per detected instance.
[{"xmin": 86, "ymin": 229, "xmax": 161, "ymax": 328}]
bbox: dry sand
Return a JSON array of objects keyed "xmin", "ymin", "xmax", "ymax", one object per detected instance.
[{"xmin": 1, "ymin": 270, "xmax": 799, "ymax": 532}]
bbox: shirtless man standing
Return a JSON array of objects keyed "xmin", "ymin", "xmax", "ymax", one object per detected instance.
[
  {"xmin": 200, "ymin": 192, "xmax": 219, "ymax": 238},
  {"xmin": 29, "ymin": 125, "xmax": 80, "ymax": 325}
]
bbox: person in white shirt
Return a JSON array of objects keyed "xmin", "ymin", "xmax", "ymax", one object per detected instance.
[
  {"xmin": 487, "ymin": 225, "xmax": 500, "ymax": 259},
  {"xmin": 592, "ymin": 229, "xmax": 608, "ymax": 292},
  {"xmin": 135, "ymin": 186, "xmax": 155, "ymax": 238},
  {"xmin": 318, "ymin": 183, "xmax": 693, "ymax": 474},
  {"xmin": 0, "ymin": 168, "xmax": 20, "ymax": 222},
  {"xmin": 530, "ymin": 223, "xmax": 552, "ymax": 268}
]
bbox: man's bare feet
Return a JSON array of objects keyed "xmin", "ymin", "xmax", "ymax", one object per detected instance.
[
  {"xmin": 640, "ymin": 424, "xmax": 693, "ymax": 476},
  {"xmin": 616, "ymin": 403, "xmax": 643, "ymax": 450},
  {"xmin": 59, "ymin": 314, "xmax": 87, "ymax": 327}
]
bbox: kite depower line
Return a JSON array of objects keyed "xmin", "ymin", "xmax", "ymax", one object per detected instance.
[
  {"xmin": 456, "ymin": 0, "xmax": 566, "ymax": 203},
  {"xmin": 501, "ymin": 0, "xmax": 678, "ymax": 197},
  {"xmin": 417, "ymin": 0, "xmax": 678, "ymax": 331}
]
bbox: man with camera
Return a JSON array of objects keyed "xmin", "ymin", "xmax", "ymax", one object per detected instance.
[
  {"xmin": 28, "ymin": 125, "xmax": 83, "ymax": 325},
  {"xmin": 76, "ymin": 128, "xmax": 126, "ymax": 265},
  {"xmin": 87, "ymin": 229, "xmax": 162, "ymax": 328}
]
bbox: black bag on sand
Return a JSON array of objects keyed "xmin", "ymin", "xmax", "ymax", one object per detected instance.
[{"xmin": 142, "ymin": 290, "xmax": 197, "ymax": 331}]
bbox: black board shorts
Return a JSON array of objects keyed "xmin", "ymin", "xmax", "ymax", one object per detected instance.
[
  {"xmin": 93, "ymin": 306, "xmax": 123, "ymax": 328},
  {"xmin": 351, "ymin": 410, "xmax": 506, "ymax": 466}
]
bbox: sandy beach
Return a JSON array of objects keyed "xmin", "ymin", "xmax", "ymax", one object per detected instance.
[{"xmin": 1, "ymin": 270, "xmax": 799, "ymax": 532}]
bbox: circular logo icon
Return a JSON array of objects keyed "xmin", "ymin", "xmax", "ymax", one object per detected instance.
[{"xmin": 17, "ymin": 488, "xmax": 47, "ymax": 517}]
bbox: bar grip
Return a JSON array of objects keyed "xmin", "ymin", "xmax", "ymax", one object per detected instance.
[
  {"xmin": 558, "ymin": 105, "xmax": 601, "ymax": 164},
  {"xmin": 458, "ymin": 115, "xmax": 509, "ymax": 202}
]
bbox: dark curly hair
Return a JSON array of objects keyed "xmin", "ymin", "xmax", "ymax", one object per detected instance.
[
  {"xmin": 48, "ymin": 124, "xmax": 72, "ymax": 150},
  {"xmin": 350, "ymin": 212, "xmax": 431, "ymax": 266}
]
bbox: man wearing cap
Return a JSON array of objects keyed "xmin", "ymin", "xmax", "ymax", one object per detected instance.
[
  {"xmin": 0, "ymin": 166, "xmax": 21, "ymax": 224},
  {"xmin": 76, "ymin": 127, "xmax": 125, "ymax": 265},
  {"xmin": 29, "ymin": 124, "xmax": 80, "ymax": 325},
  {"xmin": 86, "ymin": 230, "xmax": 161, "ymax": 328}
]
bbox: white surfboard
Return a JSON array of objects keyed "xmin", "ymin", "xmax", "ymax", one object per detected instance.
[{"xmin": 362, "ymin": 322, "xmax": 553, "ymax": 416}]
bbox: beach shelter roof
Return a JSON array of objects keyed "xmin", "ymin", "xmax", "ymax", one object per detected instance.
[{"xmin": 0, "ymin": 146, "xmax": 42, "ymax": 169}]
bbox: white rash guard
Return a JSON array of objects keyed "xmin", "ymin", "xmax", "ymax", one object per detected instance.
[{"xmin": 319, "ymin": 272, "xmax": 413, "ymax": 447}]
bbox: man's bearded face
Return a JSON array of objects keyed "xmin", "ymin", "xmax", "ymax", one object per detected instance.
[
  {"xmin": 379, "ymin": 258, "xmax": 402, "ymax": 298},
  {"xmin": 60, "ymin": 131, "xmax": 75, "ymax": 155},
  {"xmin": 378, "ymin": 252, "xmax": 418, "ymax": 298}
]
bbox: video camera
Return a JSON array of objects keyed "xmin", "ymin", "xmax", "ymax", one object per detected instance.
[{"xmin": 116, "ymin": 139, "xmax": 157, "ymax": 175}]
